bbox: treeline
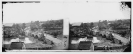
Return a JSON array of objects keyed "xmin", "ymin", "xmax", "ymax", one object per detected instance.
[
  {"xmin": 70, "ymin": 19, "xmax": 131, "ymax": 38},
  {"xmin": 30, "ymin": 19, "xmax": 63, "ymax": 31},
  {"xmin": 3, "ymin": 19, "xmax": 63, "ymax": 39},
  {"xmin": 109, "ymin": 19, "xmax": 131, "ymax": 38},
  {"xmin": 3, "ymin": 23, "xmax": 26, "ymax": 39}
]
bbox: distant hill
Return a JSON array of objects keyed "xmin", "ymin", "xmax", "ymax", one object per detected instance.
[{"xmin": 3, "ymin": 23, "xmax": 13, "ymax": 26}]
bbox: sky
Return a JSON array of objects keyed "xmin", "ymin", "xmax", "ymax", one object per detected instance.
[{"xmin": 3, "ymin": 1, "xmax": 131, "ymax": 24}]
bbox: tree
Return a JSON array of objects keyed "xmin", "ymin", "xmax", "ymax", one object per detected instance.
[
  {"xmin": 22, "ymin": 23, "xmax": 26, "ymax": 30},
  {"xmin": 98, "ymin": 20, "xmax": 109, "ymax": 30},
  {"xmin": 3, "ymin": 27, "xmax": 11, "ymax": 38},
  {"xmin": 12, "ymin": 24, "xmax": 21, "ymax": 35},
  {"xmin": 30, "ymin": 21, "xmax": 40, "ymax": 31},
  {"xmin": 12, "ymin": 24, "xmax": 25, "ymax": 36},
  {"xmin": 89, "ymin": 22, "xmax": 94, "ymax": 29}
]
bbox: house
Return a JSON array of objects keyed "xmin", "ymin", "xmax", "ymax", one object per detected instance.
[
  {"xmin": 78, "ymin": 41, "xmax": 93, "ymax": 50},
  {"xmin": 10, "ymin": 42, "xmax": 24, "ymax": 50}
]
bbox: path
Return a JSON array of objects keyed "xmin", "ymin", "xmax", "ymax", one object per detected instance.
[
  {"xmin": 112, "ymin": 33, "xmax": 129, "ymax": 45},
  {"xmin": 43, "ymin": 33, "xmax": 67, "ymax": 49}
]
